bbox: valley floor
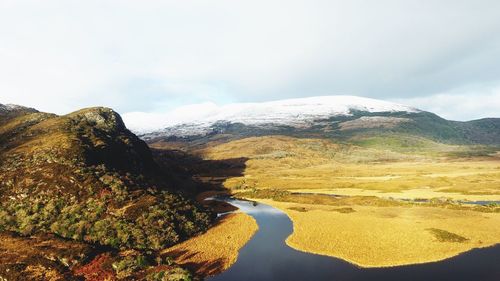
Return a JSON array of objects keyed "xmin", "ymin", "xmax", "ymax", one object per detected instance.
[
  {"xmin": 249, "ymin": 198, "xmax": 500, "ymax": 267},
  {"xmin": 152, "ymin": 135, "xmax": 500, "ymax": 273}
]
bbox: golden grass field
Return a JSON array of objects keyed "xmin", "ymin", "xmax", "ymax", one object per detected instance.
[
  {"xmin": 162, "ymin": 212, "xmax": 258, "ymax": 277},
  {"xmin": 291, "ymin": 187, "xmax": 500, "ymax": 201},
  {"xmin": 197, "ymin": 136, "xmax": 500, "ymax": 200},
  {"xmin": 185, "ymin": 135, "xmax": 500, "ymax": 267},
  {"xmin": 252, "ymin": 198, "xmax": 500, "ymax": 267}
]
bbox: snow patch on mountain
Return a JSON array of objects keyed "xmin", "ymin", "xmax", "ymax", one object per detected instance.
[
  {"xmin": 122, "ymin": 96, "xmax": 420, "ymax": 137},
  {"xmin": 1, "ymin": 104, "xmax": 23, "ymax": 111},
  {"xmin": 0, "ymin": 103, "xmax": 33, "ymax": 113}
]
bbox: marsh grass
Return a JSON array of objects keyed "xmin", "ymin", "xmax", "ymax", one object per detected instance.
[
  {"xmin": 289, "ymin": 206, "xmax": 355, "ymax": 213},
  {"xmin": 253, "ymin": 198, "xmax": 500, "ymax": 267},
  {"xmin": 288, "ymin": 206, "xmax": 308, "ymax": 212},
  {"xmin": 240, "ymin": 189, "xmax": 405, "ymax": 208},
  {"xmin": 198, "ymin": 136, "xmax": 500, "ymax": 198},
  {"xmin": 331, "ymin": 207, "xmax": 356, "ymax": 213},
  {"xmin": 427, "ymin": 228, "xmax": 469, "ymax": 243},
  {"xmin": 241, "ymin": 188, "xmax": 500, "ymax": 214},
  {"xmin": 162, "ymin": 212, "xmax": 258, "ymax": 277}
]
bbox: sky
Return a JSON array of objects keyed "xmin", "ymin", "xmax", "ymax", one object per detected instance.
[{"xmin": 1, "ymin": 0, "xmax": 500, "ymax": 121}]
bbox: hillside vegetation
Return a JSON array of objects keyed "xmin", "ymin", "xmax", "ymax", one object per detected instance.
[{"xmin": 0, "ymin": 105, "xmax": 213, "ymax": 280}]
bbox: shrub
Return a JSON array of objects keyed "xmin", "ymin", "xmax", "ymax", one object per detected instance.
[
  {"xmin": 427, "ymin": 228, "xmax": 468, "ymax": 243},
  {"xmin": 147, "ymin": 268, "xmax": 193, "ymax": 281},
  {"xmin": 112, "ymin": 253, "xmax": 150, "ymax": 279}
]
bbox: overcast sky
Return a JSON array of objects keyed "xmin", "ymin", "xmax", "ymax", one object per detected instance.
[{"xmin": 1, "ymin": 0, "xmax": 499, "ymax": 121}]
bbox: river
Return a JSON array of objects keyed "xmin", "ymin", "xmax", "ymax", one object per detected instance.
[{"xmin": 208, "ymin": 198, "xmax": 500, "ymax": 281}]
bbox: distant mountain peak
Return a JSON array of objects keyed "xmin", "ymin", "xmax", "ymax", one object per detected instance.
[
  {"xmin": 0, "ymin": 103, "xmax": 37, "ymax": 114},
  {"xmin": 123, "ymin": 95, "xmax": 420, "ymax": 138}
]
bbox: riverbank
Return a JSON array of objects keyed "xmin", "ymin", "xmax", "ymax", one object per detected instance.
[
  {"xmin": 248, "ymin": 197, "xmax": 500, "ymax": 267},
  {"xmin": 162, "ymin": 209, "xmax": 258, "ymax": 277}
]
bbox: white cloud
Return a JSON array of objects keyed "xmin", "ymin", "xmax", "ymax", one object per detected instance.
[
  {"xmin": 123, "ymin": 102, "xmax": 220, "ymax": 132},
  {"xmin": 394, "ymin": 84, "xmax": 500, "ymax": 121},
  {"xmin": 0, "ymin": 0, "xmax": 499, "ymax": 119}
]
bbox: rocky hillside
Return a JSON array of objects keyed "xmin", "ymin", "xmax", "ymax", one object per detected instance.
[{"xmin": 0, "ymin": 104, "xmax": 213, "ymax": 280}]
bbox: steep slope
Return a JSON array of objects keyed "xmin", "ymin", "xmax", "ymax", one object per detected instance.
[{"xmin": 0, "ymin": 104, "xmax": 212, "ymax": 280}]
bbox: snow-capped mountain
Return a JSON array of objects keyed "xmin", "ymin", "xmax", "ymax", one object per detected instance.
[
  {"xmin": 123, "ymin": 96, "xmax": 420, "ymax": 139},
  {"xmin": 0, "ymin": 104, "xmax": 25, "ymax": 112},
  {"xmin": 0, "ymin": 103, "xmax": 37, "ymax": 115}
]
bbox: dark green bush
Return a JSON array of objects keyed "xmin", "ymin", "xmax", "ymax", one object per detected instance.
[{"xmin": 0, "ymin": 189, "xmax": 212, "ymax": 251}]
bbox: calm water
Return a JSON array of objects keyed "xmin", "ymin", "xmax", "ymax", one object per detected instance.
[{"xmin": 208, "ymin": 198, "xmax": 500, "ymax": 281}]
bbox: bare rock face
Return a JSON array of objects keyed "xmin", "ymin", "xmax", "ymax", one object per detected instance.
[
  {"xmin": 61, "ymin": 107, "xmax": 155, "ymax": 172},
  {"xmin": 68, "ymin": 107, "xmax": 126, "ymax": 132}
]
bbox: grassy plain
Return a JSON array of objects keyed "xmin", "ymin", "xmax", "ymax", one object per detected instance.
[
  {"xmin": 162, "ymin": 212, "xmax": 258, "ymax": 277},
  {"xmin": 198, "ymin": 136, "xmax": 500, "ymax": 201},
  {"xmin": 252, "ymin": 198, "xmax": 500, "ymax": 267},
  {"xmin": 191, "ymin": 135, "xmax": 500, "ymax": 267}
]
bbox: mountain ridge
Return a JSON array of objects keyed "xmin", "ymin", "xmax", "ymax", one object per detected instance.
[
  {"xmin": 123, "ymin": 95, "xmax": 420, "ymax": 136},
  {"xmin": 119, "ymin": 96, "xmax": 500, "ymax": 145}
]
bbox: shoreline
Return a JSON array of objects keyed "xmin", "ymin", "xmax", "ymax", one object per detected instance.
[
  {"xmin": 244, "ymin": 196, "xmax": 500, "ymax": 268},
  {"xmin": 163, "ymin": 194, "xmax": 258, "ymax": 278}
]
